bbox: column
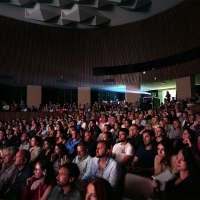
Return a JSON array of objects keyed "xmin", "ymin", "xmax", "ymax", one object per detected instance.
[
  {"xmin": 126, "ymin": 85, "xmax": 141, "ymax": 103},
  {"xmin": 176, "ymin": 76, "xmax": 195, "ymax": 100},
  {"xmin": 78, "ymin": 87, "xmax": 91, "ymax": 105},
  {"xmin": 27, "ymin": 85, "xmax": 41, "ymax": 108}
]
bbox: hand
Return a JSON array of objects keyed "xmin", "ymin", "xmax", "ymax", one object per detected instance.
[
  {"xmin": 27, "ymin": 176, "xmax": 36, "ymax": 186},
  {"xmin": 152, "ymin": 178, "xmax": 159, "ymax": 188},
  {"xmin": 185, "ymin": 139, "xmax": 192, "ymax": 147}
]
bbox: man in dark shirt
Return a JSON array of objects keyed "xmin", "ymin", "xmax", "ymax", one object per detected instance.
[
  {"xmin": 129, "ymin": 125, "xmax": 143, "ymax": 153},
  {"xmin": 131, "ymin": 130, "xmax": 157, "ymax": 177},
  {"xmin": 87, "ymin": 120, "xmax": 101, "ymax": 141},
  {"xmin": 84, "ymin": 131, "xmax": 96, "ymax": 157},
  {"xmin": 48, "ymin": 163, "xmax": 81, "ymax": 200},
  {"xmin": 0, "ymin": 149, "xmax": 33, "ymax": 200}
]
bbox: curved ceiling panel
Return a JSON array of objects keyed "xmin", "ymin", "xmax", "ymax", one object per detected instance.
[{"xmin": 0, "ymin": 0, "xmax": 183, "ymax": 29}]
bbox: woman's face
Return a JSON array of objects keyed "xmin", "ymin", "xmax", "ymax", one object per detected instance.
[
  {"xmin": 85, "ymin": 183, "xmax": 97, "ymax": 200},
  {"xmin": 31, "ymin": 137, "xmax": 38, "ymax": 147},
  {"xmin": 155, "ymin": 127, "xmax": 163, "ymax": 137},
  {"xmin": 176, "ymin": 150, "xmax": 187, "ymax": 172},
  {"xmin": 56, "ymin": 131, "xmax": 62, "ymax": 139},
  {"xmin": 34, "ymin": 163, "xmax": 45, "ymax": 179},
  {"xmin": 157, "ymin": 144, "xmax": 166, "ymax": 158},
  {"xmin": 182, "ymin": 130, "xmax": 191, "ymax": 140},
  {"xmin": 55, "ymin": 146, "xmax": 61, "ymax": 155},
  {"xmin": 43, "ymin": 141, "xmax": 50, "ymax": 150}
]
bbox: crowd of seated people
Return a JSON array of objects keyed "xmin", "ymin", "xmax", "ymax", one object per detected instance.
[{"xmin": 0, "ymin": 95, "xmax": 200, "ymax": 199}]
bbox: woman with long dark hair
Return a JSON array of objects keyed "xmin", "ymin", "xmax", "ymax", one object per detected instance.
[{"xmin": 22, "ymin": 159, "xmax": 56, "ymax": 200}]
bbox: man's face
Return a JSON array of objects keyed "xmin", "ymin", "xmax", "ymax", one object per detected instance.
[
  {"xmin": 3, "ymin": 150, "xmax": 14, "ymax": 165},
  {"xmin": 96, "ymin": 142, "xmax": 108, "ymax": 158},
  {"xmin": 21, "ymin": 133, "xmax": 28, "ymax": 142},
  {"xmin": 77, "ymin": 146, "xmax": 87, "ymax": 158},
  {"xmin": 143, "ymin": 132, "xmax": 152, "ymax": 146},
  {"xmin": 84, "ymin": 132, "xmax": 91, "ymax": 142},
  {"xmin": 14, "ymin": 151, "xmax": 24, "ymax": 167},
  {"xmin": 56, "ymin": 167, "xmax": 71, "ymax": 187},
  {"xmin": 118, "ymin": 131, "xmax": 127, "ymax": 142},
  {"xmin": 130, "ymin": 126, "xmax": 139, "ymax": 137}
]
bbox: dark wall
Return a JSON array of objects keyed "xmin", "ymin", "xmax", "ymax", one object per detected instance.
[{"xmin": 0, "ymin": 1, "xmax": 200, "ymax": 87}]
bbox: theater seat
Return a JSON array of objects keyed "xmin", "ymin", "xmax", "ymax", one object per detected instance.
[{"xmin": 123, "ymin": 173, "xmax": 153, "ymax": 200}]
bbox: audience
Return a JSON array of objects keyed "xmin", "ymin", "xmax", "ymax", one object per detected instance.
[
  {"xmin": 0, "ymin": 96, "xmax": 200, "ymax": 199},
  {"xmin": 81, "ymin": 140, "xmax": 121, "ymax": 191}
]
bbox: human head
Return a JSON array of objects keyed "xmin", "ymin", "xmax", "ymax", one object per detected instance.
[
  {"xmin": 102, "ymin": 132, "xmax": 112, "ymax": 142},
  {"xmin": 155, "ymin": 126, "xmax": 165, "ymax": 138},
  {"xmin": 157, "ymin": 141, "xmax": 170, "ymax": 161},
  {"xmin": 182, "ymin": 128, "xmax": 194, "ymax": 142},
  {"xmin": 31, "ymin": 136, "xmax": 42, "ymax": 147},
  {"xmin": 118, "ymin": 128, "xmax": 129, "ymax": 142},
  {"xmin": 34, "ymin": 159, "xmax": 55, "ymax": 184},
  {"xmin": 86, "ymin": 178, "xmax": 113, "ymax": 200},
  {"xmin": 0, "ymin": 130, "xmax": 7, "ymax": 141},
  {"xmin": 43, "ymin": 137, "xmax": 55, "ymax": 151},
  {"xmin": 3, "ymin": 146, "xmax": 18, "ymax": 165},
  {"xmin": 84, "ymin": 131, "xmax": 92, "ymax": 143},
  {"xmin": 14, "ymin": 149, "xmax": 31, "ymax": 168},
  {"xmin": 142, "ymin": 130, "xmax": 154, "ymax": 146},
  {"xmin": 96, "ymin": 141, "xmax": 111, "ymax": 158},
  {"xmin": 56, "ymin": 163, "xmax": 80, "ymax": 187},
  {"xmin": 55, "ymin": 143, "xmax": 68, "ymax": 156},
  {"xmin": 21, "ymin": 133, "xmax": 29, "ymax": 143},
  {"xmin": 176, "ymin": 148, "xmax": 200, "ymax": 175},
  {"xmin": 130, "ymin": 125, "xmax": 139, "ymax": 137},
  {"xmin": 77, "ymin": 141, "xmax": 88, "ymax": 158}
]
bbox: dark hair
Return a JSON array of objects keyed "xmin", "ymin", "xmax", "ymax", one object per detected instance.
[
  {"xmin": 20, "ymin": 149, "xmax": 31, "ymax": 162},
  {"xmin": 43, "ymin": 137, "xmax": 55, "ymax": 147},
  {"xmin": 143, "ymin": 129, "xmax": 155, "ymax": 137},
  {"xmin": 77, "ymin": 141, "xmax": 88, "ymax": 149},
  {"xmin": 56, "ymin": 143, "xmax": 68, "ymax": 156},
  {"xmin": 32, "ymin": 135, "xmax": 42, "ymax": 146},
  {"xmin": 156, "ymin": 126, "xmax": 166, "ymax": 137},
  {"xmin": 180, "ymin": 148, "xmax": 200, "ymax": 176},
  {"xmin": 89, "ymin": 178, "xmax": 113, "ymax": 200},
  {"xmin": 97, "ymin": 140, "xmax": 111, "ymax": 150},
  {"xmin": 120, "ymin": 128, "xmax": 129, "ymax": 136},
  {"xmin": 60, "ymin": 163, "xmax": 80, "ymax": 183},
  {"xmin": 37, "ymin": 159, "xmax": 56, "ymax": 185},
  {"xmin": 131, "ymin": 124, "xmax": 140, "ymax": 131}
]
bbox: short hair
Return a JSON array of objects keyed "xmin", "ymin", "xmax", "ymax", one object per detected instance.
[
  {"xmin": 6, "ymin": 146, "xmax": 19, "ymax": 157},
  {"xmin": 90, "ymin": 120, "xmax": 96, "ymax": 124},
  {"xmin": 60, "ymin": 163, "xmax": 80, "ymax": 182},
  {"xmin": 20, "ymin": 149, "xmax": 31, "ymax": 162},
  {"xmin": 120, "ymin": 128, "xmax": 129, "ymax": 136},
  {"xmin": 142, "ymin": 129, "xmax": 155, "ymax": 137},
  {"xmin": 131, "ymin": 124, "xmax": 140, "ymax": 131},
  {"xmin": 97, "ymin": 140, "xmax": 111, "ymax": 150},
  {"xmin": 43, "ymin": 137, "xmax": 55, "ymax": 146},
  {"xmin": 77, "ymin": 141, "xmax": 88, "ymax": 149}
]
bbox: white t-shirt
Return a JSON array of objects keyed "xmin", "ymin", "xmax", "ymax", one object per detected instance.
[{"xmin": 112, "ymin": 142, "xmax": 134, "ymax": 163}]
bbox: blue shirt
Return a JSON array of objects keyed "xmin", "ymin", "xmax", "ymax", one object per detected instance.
[
  {"xmin": 65, "ymin": 138, "xmax": 81, "ymax": 155},
  {"xmin": 82, "ymin": 157, "xmax": 121, "ymax": 188}
]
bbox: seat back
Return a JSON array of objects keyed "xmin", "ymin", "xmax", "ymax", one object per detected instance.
[{"xmin": 123, "ymin": 173, "xmax": 153, "ymax": 200}]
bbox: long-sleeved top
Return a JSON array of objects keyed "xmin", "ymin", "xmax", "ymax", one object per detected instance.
[{"xmin": 82, "ymin": 157, "xmax": 121, "ymax": 188}]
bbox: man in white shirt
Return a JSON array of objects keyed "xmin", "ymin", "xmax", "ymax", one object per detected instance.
[{"xmin": 112, "ymin": 128, "xmax": 134, "ymax": 171}]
